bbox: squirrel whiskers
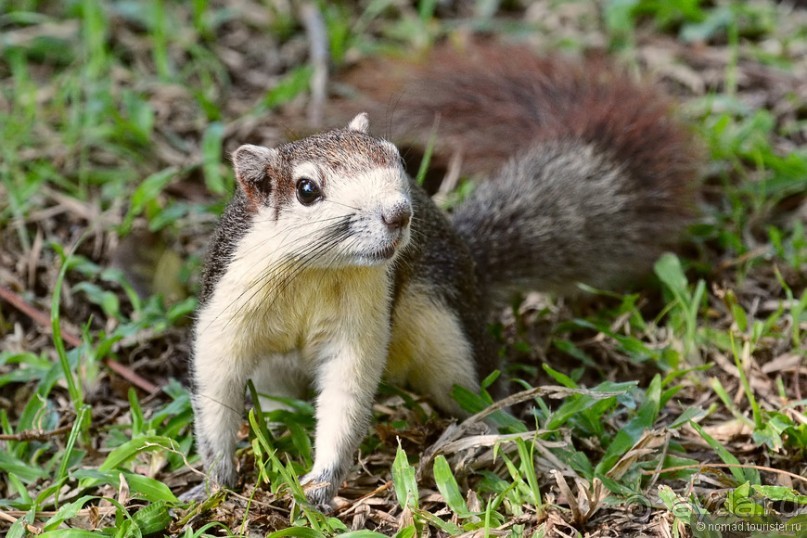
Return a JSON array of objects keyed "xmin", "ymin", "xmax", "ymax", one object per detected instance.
[{"xmin": 201, "ymin": 215, "xmax": 354, "ymax": 330}]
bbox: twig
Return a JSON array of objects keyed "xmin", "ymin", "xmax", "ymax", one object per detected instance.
[
  {"xmin": 416, "ymin": 385, "xmax": 626, "ymax": 478},
  {"xmin": 645, "ymin": 462, "xmax": 807, "ymax": 485},
  {"xmin": 437, "ymin": 430, "xmax": 556, "ymax": 455},
  {"xmin": 717, "ymin": 246, "xmax": 771, "ymax": 271},
  {"xmin": 0, "ymin": 424, "xmax": 74, "ymax": 442},
  {"xmin": 465, "ymin": 384, "xmax": 629, "ymax": 426},
  {"xmin": 0, "ymin": 284, "xmax": 77, "ymax": 344},
  {"xmin": 226, "ymin": 489, "xmax": 289, "ymax": 512},
  {"xmin": 1, "ymin": 505, "xmax": 120, "ymax": 532},
  {"xmin": 104, "ymin": 360, "xmax": 158, "ymax": 393},
  {"xmin": 337, "ymin": 481, "xmax": 393, "ymax": 516},
  {"xmin": 0, "ymin": 510, "xmax": 41, "ymax": 534},
  {"xmin": 0, "ymin": 284, "xmax": 159, "ymax": 393},
  {"xmin": 300, "ymin": 1, "xmax": 329, "ymax": 128}
]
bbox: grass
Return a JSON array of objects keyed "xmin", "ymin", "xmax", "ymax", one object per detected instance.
[{"xmin": 1, "ymin": 0, "xmax": 806, "ymax": 536}]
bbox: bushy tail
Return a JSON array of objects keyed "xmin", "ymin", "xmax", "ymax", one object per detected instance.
[{"xmin": 389, "ymin": 44, "xmax": 701, "ymax": 300}]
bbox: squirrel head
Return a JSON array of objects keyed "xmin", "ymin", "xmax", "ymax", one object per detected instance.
[{"xmin": 230, "ymin": 113, "xmax": 413, "ymax": 268}]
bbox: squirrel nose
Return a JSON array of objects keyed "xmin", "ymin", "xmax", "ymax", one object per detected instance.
[{"xmin": 381, "ymin": 204, "xmax": 412, "ymax": 231}]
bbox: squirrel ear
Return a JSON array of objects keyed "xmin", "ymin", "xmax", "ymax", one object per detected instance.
[
  {"xmin": 232, "ymin": 144, "xmax": 278, "ymax": 207},
  {"xmin": 347, "ymin": 113, "xmax": 369, "ymax": 134}
]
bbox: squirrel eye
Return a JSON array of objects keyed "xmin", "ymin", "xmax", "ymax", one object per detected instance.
[{"xmin": 295, "ymin": 178, "xmax": 322, "ymax": 205}]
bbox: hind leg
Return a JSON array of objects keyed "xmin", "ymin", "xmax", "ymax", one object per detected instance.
[{"xmin": 386, "ymin": 288, "xmax": 481, "ymax": 417}]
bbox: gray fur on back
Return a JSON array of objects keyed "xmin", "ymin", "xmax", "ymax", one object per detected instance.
[{"xmin": 451, "ymin": 139, "xmax": 686, "ymax": 302}]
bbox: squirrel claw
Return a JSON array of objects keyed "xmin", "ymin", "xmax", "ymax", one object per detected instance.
[
  {"xmin": 179, "ymin": 481, "xmax": 213, "ymax": 504},
  {"xmin": 301, "ymin": 472, "xmax": 337, "ymax": 512}
]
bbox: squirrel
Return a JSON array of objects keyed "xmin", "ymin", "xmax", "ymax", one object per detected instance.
[{"xmin": 190, "ymin": 44, "xmax": 699, "ymax": 508}]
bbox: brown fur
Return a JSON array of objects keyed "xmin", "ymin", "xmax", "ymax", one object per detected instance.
[
  {"xmin": 336, "ymin": 43, "xmax": 698, "ymax": 192},
  {"xmin": 397, "ymin": 45, "xmax": 696, "ymax": 200}
]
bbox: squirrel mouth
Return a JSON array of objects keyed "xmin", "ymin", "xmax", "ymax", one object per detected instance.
[
  {"xmin": 364, "ymin": 241, "xmax": 399, "ymax": 262},
  {"xmin": 373, "ymin": 243, "xmax": 397, "ymax": 260}
]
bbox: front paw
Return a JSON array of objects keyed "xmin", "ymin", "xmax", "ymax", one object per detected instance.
[
  {"xmin": 301, "ymin": 471, "xmax": 337, "ymax": 512},
  {"xmin": 179, "ymin": 481, "xmax": 210, "ymax": 503},
  {"xmin": 209, "ymin": 458, "xmax": 237, "ymax": 489}
]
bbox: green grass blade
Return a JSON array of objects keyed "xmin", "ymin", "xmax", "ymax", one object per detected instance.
[
  {"xmin": 414, "ymin": 118, "xmax": 439, "ymax": 186},
  {"xmin": 433, "ymin": 455, "xmax": 470, "ymax": 517},
  {"xmin": 392, "ymin": 441, "xmax": 419, "ymax": 510},
  {"xmin": 132, "ymin": 500, "xmax": 172, "ymax": 534},
  {"xmin": 265, "ymin": 527, "xmax": 325, "ymax": 538},
  {"xmin": 51, "ymin": 246, "xmax": 84, "ymax": 413},
  {"xmin": 98, "ymin": 435, "xmax": 180, "ymax": 472},
  {"xmin": 57, "ymin": 404, "xmax": 91, "ymax": 487},
  {"xmin": 689, "ymin": 421, "xmax": 759, "ymax": 484}
]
